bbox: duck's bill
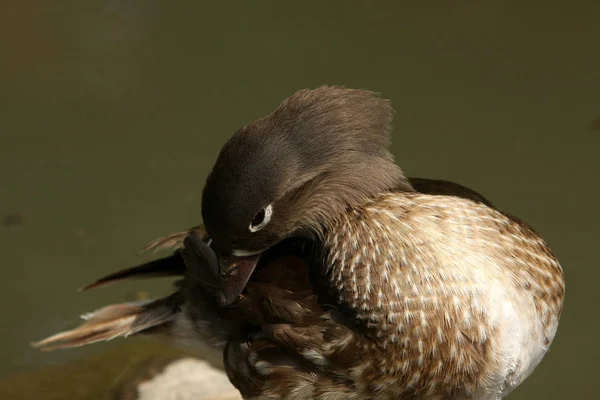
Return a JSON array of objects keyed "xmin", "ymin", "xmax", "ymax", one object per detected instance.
[
  {"xmin": 179, "ymin": 233, "xmax": 262, "ymax": 307},
  {"xmin": 218, "ymin": 253, "xmax": 262, "ymax": 307}
]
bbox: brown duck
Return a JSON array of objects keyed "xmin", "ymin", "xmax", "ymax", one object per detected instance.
[{"xmin": 33, "ymin": 86, "xmax": 565, "ymax": 400}]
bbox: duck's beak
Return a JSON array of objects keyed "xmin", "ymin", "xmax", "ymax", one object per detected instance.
[{"xmin": 218, "ymin": 252, "xmax": 262, "ymax": 307}]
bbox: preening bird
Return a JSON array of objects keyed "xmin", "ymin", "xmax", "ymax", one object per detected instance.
[{"xmin": 33, "ymin": 86, "xmax": 565, "ymax": 400}]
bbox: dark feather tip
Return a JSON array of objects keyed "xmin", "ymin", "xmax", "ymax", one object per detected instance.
[{"xmin": 78, "ymin": 255, "xmax": 186, "ymax": 292}]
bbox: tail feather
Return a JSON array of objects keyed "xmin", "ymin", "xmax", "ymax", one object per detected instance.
[
  {"xmin": 79, "ymin": 227, "xmax": 211, "ymax": 292},
  {"xmin": 31, "ymin": 297, "xmax": 179, "ymax": 351},
  {"xmin": 33, "ymin": 228, "xmax": 214, "ymax": 352},
  {"xmin": 79, "ymin": 255, "xmax": 185, "ymax": 291}
]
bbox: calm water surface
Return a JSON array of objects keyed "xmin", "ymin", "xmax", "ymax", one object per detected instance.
[{"xmin": 1, "ymin": 2, "xmax": 598, "ymax": 398}]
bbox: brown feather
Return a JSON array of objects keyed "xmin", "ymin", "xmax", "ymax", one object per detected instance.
[{"xmin": 31, "ymin": 296, "xmax": 181, "ymax": 351}]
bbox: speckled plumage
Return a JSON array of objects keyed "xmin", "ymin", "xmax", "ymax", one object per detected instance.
[{"xmin": 326, "ymin": 192, "xmax": 562, "ymax": 398}]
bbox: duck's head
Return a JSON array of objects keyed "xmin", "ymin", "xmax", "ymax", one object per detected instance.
[{"xmin": 201, "ymin": 85, "xmax": 413, "ymax": 305}]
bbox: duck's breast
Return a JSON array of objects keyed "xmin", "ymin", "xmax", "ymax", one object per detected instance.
[{"xmin": 323, "ymin": 192, "xmax": 564, "ymax": 397}]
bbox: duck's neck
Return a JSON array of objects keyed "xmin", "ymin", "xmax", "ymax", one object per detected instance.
[
  {"xmin": 289, "ymin": 159, "xmax": 413, "ymax": 240},
  {"xmin": 318, "ymin": 193, "xmax": 395, "ymax": 315}
]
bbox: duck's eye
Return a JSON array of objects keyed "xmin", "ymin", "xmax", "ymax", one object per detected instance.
[{"xmin": 249, "ymin": 204, "xmax": 273, "ymax": 232}]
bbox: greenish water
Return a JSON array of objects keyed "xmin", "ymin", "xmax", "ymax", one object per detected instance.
[{"xmin": 1, "ymin": 1, "xmax": 598, "ymax": 398}]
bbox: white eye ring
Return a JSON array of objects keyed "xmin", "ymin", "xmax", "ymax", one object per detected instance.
[{"xmin": 249, "ymin": 204, "xmax": 273, "ymax": 232}]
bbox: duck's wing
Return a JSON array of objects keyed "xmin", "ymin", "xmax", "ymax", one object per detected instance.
[
  {"xmin": 220, "ymin": 242, "xmax": 377, "ymax": 399},
  {"xmin": 408, "ymin": 177, "xmax": 495, "ymax": 207}
]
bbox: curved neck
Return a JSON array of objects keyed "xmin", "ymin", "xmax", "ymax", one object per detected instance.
[{"xmin": 291, "ymin": 157, "xmax": 413, "ymax": 239}]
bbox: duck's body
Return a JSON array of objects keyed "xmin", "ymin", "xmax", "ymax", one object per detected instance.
[
  {"xmin": 324, "ymin": 192, "xmax": 561, "ymax": 398},
  {"xmin": 33, "ymin": 86, "xmax": 564, "ymax": 400},
  {"xmin": 222, "ymin": 190, "xmax": 563, "ymax": 400}
]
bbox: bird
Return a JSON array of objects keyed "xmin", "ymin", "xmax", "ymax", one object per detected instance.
[{"xmin": 32, "ymin": 86, "xmax": 565, "ymax": 400}]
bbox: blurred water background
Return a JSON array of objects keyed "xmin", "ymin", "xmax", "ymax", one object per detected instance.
[{"xmin": 0, "ymin": 1, "xmax": 598, "ymax": 398}]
